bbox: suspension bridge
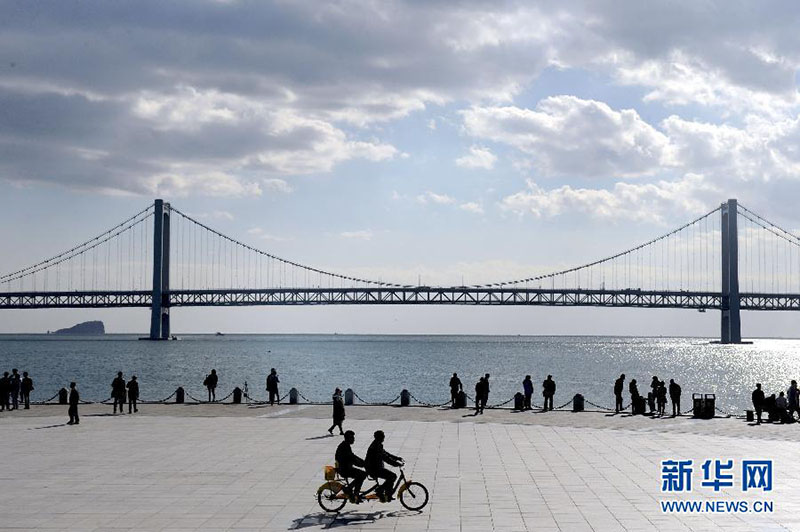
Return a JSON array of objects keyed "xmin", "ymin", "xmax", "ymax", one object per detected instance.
[{"xmin": 2, "ymin": 198, "xmax": 799, "ymax": 343}]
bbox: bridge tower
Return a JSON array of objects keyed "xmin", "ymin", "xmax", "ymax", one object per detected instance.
[
  {"xmin": 720, "ymin": 198, "xmax": 741, "ymax": 343},
  {"xmin": 149, "ymin": 198, "xmax": 171, "ymax": 340}
]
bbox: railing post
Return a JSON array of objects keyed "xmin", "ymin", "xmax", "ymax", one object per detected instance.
[
  {"xmin": 720, "ymin": 199, "xmax": 741, "ymax": 343},
  {"xmin": 149, "ymin": 199, "xmax": 171, "ymax": 340}
]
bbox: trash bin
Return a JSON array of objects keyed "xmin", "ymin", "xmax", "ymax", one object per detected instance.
[
  {"xmin": 344, "ymin": 388, "xmax": 354, "ymax": 406},
  {"xmin": 232, "ymin": 387, "xmax": 242, "ymax": 404},
  {"xmin": 513, "ymin": 392, "xmax": 524, "ymax": 411},
  {"xmin": 175, "ymin": 386, "xmax": 184, "ymax": 404},
  {"xmin": 456, "ymin": 390, "xmax": 467, "ymax": 409},
  {"xmin": 572, "ymin": 393, "xmax": 584, "ymax": 412},
  {"xmin": 400, "ymin": 389, "xmax": 410, "ymax": 406},
  {"xmin": 58, "ymin": 387, "xmax": 68, "ymax": 405},
  {"xmin": 289, "ymin": 387, "xmax": 299, "ymax": 405},
  {"xmin": 692, "ymin": 393, "xmax": 715, "ymax": 419},
  {"xmin": 634, "ymin": 396, "xmax": 646, "ymax": 415},
  {"xmin": 746, "ymin": 410, "xmax": 754, "ymax": 422}
]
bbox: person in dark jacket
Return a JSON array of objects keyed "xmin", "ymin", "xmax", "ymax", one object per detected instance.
[
  {"xmin": 614, "ymin": 374, "xmax": 625, "ymax": 413},
  {"xmin": 204, "ymin": 369, "xmax": 218, "ymax": 402},
  {"xmin": 9, "ymin": 369, "xmax": 21, "ymax": 410},
  {"xmin": 481, "ymin": 373, "xmax": 491, "ymax": 412},
  {"xmin": 0, "ymin": 372, "xmax": 8, "ymax": 411},
  {"xmin": 21, "ymin": 371, "xmax": 33, "ymax": 409},
  {"xmin": 542, "ymin": 375, "xmax": 555, "ymax": 411},
  {"xmin": 669, "ymin": 379, "xmax": 682, "ymax": 417},
  {"xmin": 449, "ymin": 373, "xmax": 462, "ymax": 407},
  {"xmin": 335, "ymin": 430, "xmax": 366, "ymax": 503},
  {"xmin": 127, "ymin": 376, "xmax": 139, "ymax": 413},
  {"xmin": 474, "ymin": 377, "xmax": 485, "ymax": 414},
  {"xmin": 657, "ymin": 381, "xmax": 667, "ymax": 416},
  {"xmin": 329, "ymin": 388, "xmax": 345, "ymax": 435},
  {"xmin": 112, "ymin": 372, "xmax": 126, "ymax": 414},
  {"xmin": 752, "ymin": 383, "xmax": 765, "ymax": 424},
  {"xmin": 522, "ymin": 375, "xmax": 533, "ymax": 410},
  {"xmin": 266, "ymin": 368, "xmax": 280, "ymax": 405},
  {"xmin": 67, "ymin": 382, "xmax": 80, "ymax": 425},
  {"xmin": 365, "ymin": 430, "xmax": 403, "ymax": 502}
]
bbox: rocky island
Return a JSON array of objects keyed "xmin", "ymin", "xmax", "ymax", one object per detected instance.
[{"xmin": 51, "ymin": 320, "xmax": 105, "ymax": 335}]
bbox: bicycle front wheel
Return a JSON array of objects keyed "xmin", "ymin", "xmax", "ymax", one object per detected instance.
[
  {"xmin": 318, "ymin": 485, "xmax": 347, "ymax": 513},
  {"xmin": 399, "ymin": 481, "xmax": 429, "ymax": 511}
]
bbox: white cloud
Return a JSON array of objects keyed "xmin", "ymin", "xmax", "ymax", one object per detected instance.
[
  {"xmin": 455, "ymin": 146, "xmax": 497, "ymax": 170},
  {"xmin": 462, "ymin": 97, "xmax": 674, "ymax": 178},
  {"xmin": 501, "ymin": 174, "xmax": 717, "ymax": 224},
  {"xmin": 416, "ymin": 191, "xmax": 456, "ymax": 205},
  {"xmin": 146, "ymin": 171, "xmax": 262, "ymax": 198},
  {"xmin": 340, "ymin": 230, "xmax": 373, "ymax": 240},
  {"xmin": 459, "ymin": 202, "xmax": 485, "ymax": 214},
  {"xmin": 262, "ymin": 178, "xmax": 293, "ymax": 193},
  {"xmin": 427, "ymin": 119, "xmax": 437, "ymax": 130}
]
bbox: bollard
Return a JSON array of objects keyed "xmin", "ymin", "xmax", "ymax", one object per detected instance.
[
  {"xmin": 746, "ymin": 410, "xmax": 754, "ymax": 422},
  {"xmin": 175, "ymin": 387, "xmax": 184, "ymax": 404},
  {"xmin": 572, "ymin": 393, "xmax": 584, "ymax": 412},
  {"xmin": 232, "ymin": 387, "xmax": 242, "ymax": 404},
  {"xmin": 456, "ymin": 390, "xmax": 467, "ymax": 409},
  {"xmin": 289, "ymin": 387, "xmax": 298, "ymax": 405},
  {"xmin": 400, "ymin": 389, "xmax": 410, "ymax": 406},
  {"xmin": 58, "ymin": 388, "xmax": 68, "ymax": 405},
  {"xmin": 513, "ymin": 392, "xmax": 524, "ymax": 411},
  {"xmin": 344, "ymin": 388, "xmax": 354, "ymax": 406}
]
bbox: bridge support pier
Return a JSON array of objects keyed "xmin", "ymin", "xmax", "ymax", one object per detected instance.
[
  {"xmin": 148, "ymin": 199, "xmax": 171, "ymax": 340},
  {"xmin": 720, "ymin": 198, "xmax": 742, "ymax": 343}
]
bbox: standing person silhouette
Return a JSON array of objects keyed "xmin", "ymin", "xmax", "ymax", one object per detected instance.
[
  {"xmin": 787, "ymin": 380, "xmax": 800, "ymax": 421},
  {"xmin": 669, "ymin": 379, "xmax": 682, "ymax": 417},
  {"xmin": 9, "ymin": 369, "xmax": 21, "ymax": 410},
  {"xmin": 481, "ymin": 374, "xmax": 491, "ymax": 412},
  {"xmin": 328, "ymin": 388, "xmax": 345, "ymax": 435},
  {"xmin": 522, "ymin": 375, "xmax": 533, "ymax": 411},
  {"xmin": 266, "ymin": 368, "xmax": 280, "ymax": 405},
  {"xmin": 629, "ymin": 378, "xmax": 640, "ymax": 413},
  {"xmin": 204, "ymin": 369, "xmax": 218, "ymax": 402},
  {"xmin": 449, "ymin": 373, "xmax": 462, "ymax": 408},
  {"xmin": 111, "ymin": 372, "xmax": 126, "ymax": 414},
  {"xmin": 542, "ymin": 375, "xmax": 555, "ymax": 411},
  {"xmin": 67, "ymin": 382, "xmax": 80, "ymax": 425},
  {"xmin": 752, "ymin": 383, "xmax": 765, "ymax": 424},
  {"xmin": 474, "ymin": 377, "xmax": 485, "ymax": 414},
  {"xmin": 0, "ymin": 372, "xmax": 8, "ymax": 411},
  {"xmin": 127, "ymin": 376, "xmax": 139, "ymax": 413},
  {"xmin": 614, "ymin": 374, "xmax": 625, "ymax": 413},
  {"xmin": 20, "ymin": 371, "xmax": 33, "ymax": 409}
]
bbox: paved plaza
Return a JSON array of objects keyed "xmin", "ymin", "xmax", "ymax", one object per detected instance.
[{"xmin": 1, "ymin": 405, "xmax": 799, "ymax": 531}]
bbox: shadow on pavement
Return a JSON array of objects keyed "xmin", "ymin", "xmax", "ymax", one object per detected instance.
[{"xmin": 291, "ymin": 509, "xmax": 419, "ymax": 529}]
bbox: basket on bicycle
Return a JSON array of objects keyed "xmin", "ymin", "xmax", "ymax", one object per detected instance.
[{"xmin": 323, "ymin": 465, "xmax": 337, "ymax": 481}]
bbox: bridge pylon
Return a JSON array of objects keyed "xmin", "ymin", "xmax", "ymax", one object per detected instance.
[
  {"xmin": 720, "ymin": 198, "xmax": 742, "ymax": 343},
  {"xmin": 148, "ymin": 198, "xmax": 171, "ymax": 340}
]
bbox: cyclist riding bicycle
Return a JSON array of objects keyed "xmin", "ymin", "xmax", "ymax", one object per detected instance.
[
  {"xmin": 365, "ymin": 430, "xmax": 403, "ymax": 502},
  {"xmin": 335, "ymin": 430, "xmax": 367, "ymax": 503}
]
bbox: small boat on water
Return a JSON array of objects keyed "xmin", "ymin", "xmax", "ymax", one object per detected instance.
[{"xmin": 215, "ymin": 332, "xmax": 224, "ymax": 336}]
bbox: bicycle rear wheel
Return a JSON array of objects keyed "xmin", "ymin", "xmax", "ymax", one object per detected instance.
[
  {"xmin": 399, "ymin": 481, "xmax": 429, "ymax": 511},
  {"xmin": 318, "ymin": 485, "xmax": 347, "ymax": 513}
]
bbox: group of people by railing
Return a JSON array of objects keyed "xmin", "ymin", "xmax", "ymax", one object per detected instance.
[
  {"xmin": 751, "ymin": 381, "xmax": 800, "ymax": 424},
  {"xmin": 614, "ymin": 374, "xmax": 683, "ymax": 417},
  {"xmin": 0, "ymin": 369, "xmax": 33, "ymax": 411}
]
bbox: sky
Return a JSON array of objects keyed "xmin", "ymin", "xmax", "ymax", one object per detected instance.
[{"xmin": 2, "ymin": 0, "xmax": 800, "ymax": 336}]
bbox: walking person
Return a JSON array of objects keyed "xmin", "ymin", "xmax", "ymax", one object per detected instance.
[
  {"xmin": 657, "ymin": 381, "xmax": 667, "ymax": 417},
  {"xmin": 449, "ymin": 373, "xmax": 462, "ymax": 408},
  {"xmin": 669, "ymin": 379, "xmax": 682, "ymax": 417},
  {"xmin": 542, "ymin": 375, "xmax": 555, "ymax": 411},
  {"xmin": 474, "ymin": 377, "xmax": 485, "ymax": 414},
  {"xmin": 204, "ymin": 369, "xmax": 218, "ymax": 402},
  {"xmin": 67, "ymin": 382, "xmax": 80, "ymax": 425},
  {"xmin": 21, "ymin": 371, "xmax": 33, "ymax": 409},
  {"xmin": 9, "ymin": 369, "xmax": 21, "ymax": 410},
  {"xmin": 0, "ymin": 372, "xmax": 8, "ymax": 411},
  {"xmin": 328, "ymin": 388, "xmax": 345, "ymax": 435},
  {"xmin": 266, "ymin": 368, "xmax": 280, "ymax": 405},
  {"xmin": 522, "ymin": 375, "xmax": 533, "ymax": 411},
  {"xmin": 752, "ymin": 383, "xmax": 765, "ymax": 424},
  {"xmin": 787, "ymin": 380, "xmax": 800, "ymax": 421},
  {"xmin": 614, "ymin": 374, "xmax": 625, "ymax": 413},
  {"xmin": 111, "ymin": 372, "xmax": 126, "ymax": 414},
  {"xmin": 127, "ymin": 376, "xmax": 139, "ymax": 413}
]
